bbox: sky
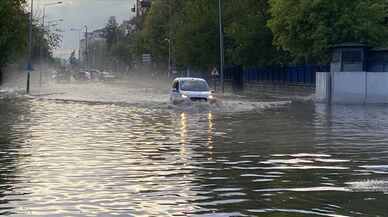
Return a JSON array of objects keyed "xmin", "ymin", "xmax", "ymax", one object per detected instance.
[{"xmin": 34, "ymin": 0, "xmax": 136, "ymax": 58}]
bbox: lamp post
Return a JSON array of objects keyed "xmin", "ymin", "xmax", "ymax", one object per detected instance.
[
  {"xmin": 164, "ymin": 38, "xmax": 172, "ymax": 78},
  {"xmin": 218, "ymin": 0, "xmax": 224, "ymax": 93},
  {"xmin": 42, "ymin": 2, "xmax": 62, "ymax": 27},
  {"xmin": 84, "ymin": 25, "xmax": 89, "ymax": 71},
  {"xmin": 27, "ymin": 0, "xmax": 34, "ymax": 94},
  {"xmin": 39, "ymin": 19, "xmax": 63, "ymax": 89},
  {"xmin": 40, "ymin": 1, "xmax": 62, "ymax": 88},
  {"xmin": 70, "ymin": 28, "xmax": 82, "ymax": 60}
]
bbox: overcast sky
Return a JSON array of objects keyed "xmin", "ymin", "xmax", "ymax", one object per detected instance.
[{"xmin": 34, "ymin": 0, "xmax": 136, "ymax": 58}]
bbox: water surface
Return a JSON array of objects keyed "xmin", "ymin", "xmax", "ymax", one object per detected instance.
[{"xmin": 0, "ymin": 86, "xmax": 387, "ymax": 217}]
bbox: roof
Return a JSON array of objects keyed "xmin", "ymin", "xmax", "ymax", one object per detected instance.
[
  {"xmin": 370, "ymin": 48, "xmax": 388, "ymax": 52},
  {"xmin": 173, "ymin": 77, "xmax": 206, "ymax": 82},
  {"xmin": 330, "ymin": 43, "xmax": 369, "ymax": 49}
]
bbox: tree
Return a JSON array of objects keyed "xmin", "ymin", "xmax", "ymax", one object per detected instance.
[
  {"xmin": 174, "ymin": 0, "xmax": 219, "ymax": 69},
  {"xmin": 224, "ymin": 0, "xmax": 287, "ymax": 66},
  {"xmin": 0, "ymin": 0, "xmax": 28, "ymax": 83},
  {"xmin": 104, "ymin": 16, "xmax": 122, "ymax": 50},
  {"xmin": 137, "ymin": 0, "xmax": 286, "ymax": 70},
  {"xmin": 0, "ymin": 0, "xmax": 61, "ymax": 84},
  {"xmin": 268, "ymin": 0, "xmax": 388, "ymax": 63}
]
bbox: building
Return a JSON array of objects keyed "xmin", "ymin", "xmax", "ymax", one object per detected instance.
[{"xmin": 317, "ymin": 43, "xmax": 388, "ymax": 104}]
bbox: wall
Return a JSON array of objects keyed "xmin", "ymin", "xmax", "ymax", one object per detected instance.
[
  {"xmin": 316, "ymin": 71, "xmax": 388, "ymax": 104},
  {"xmin": 315, "ymin": 72, "xmax": 330, "ymax": 102},
  {"xmin": 366, "ymin": 72, "xmax": 388, "ymax": 103},
  {"xmin": 332, "ymin": 71, "xmax": 366, "ymax": 104}
]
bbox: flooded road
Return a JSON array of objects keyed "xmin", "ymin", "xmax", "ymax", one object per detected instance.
[{"xmin": 0, "ymin": 83, "xmax": 387, "ymax": 217}]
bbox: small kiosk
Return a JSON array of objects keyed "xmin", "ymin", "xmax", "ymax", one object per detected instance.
[{"xmin": 316, "ymin": 43, "xmax": 388, "ymax": 104}]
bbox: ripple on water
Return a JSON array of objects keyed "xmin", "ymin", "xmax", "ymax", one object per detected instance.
[{"xmin": 0, "ymin": 97, "xmax": 387, "ymax": 216}]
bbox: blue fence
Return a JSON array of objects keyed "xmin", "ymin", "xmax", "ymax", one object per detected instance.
[
  {"xmin": 173, "ymin": 64, "xmax": 329, "ymax": 87},
  {"xmin": 241, "ymin": 65, "xmax": 329, "ymax": 86}
]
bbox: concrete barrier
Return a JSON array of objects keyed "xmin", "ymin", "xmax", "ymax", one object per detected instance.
[
  {"xmin": 316, "ymin": 71, "xmax": 388, "ymax": 104},
  {"xmin": 332, "ymin": 71, "xmax": 366, "ymax": 104},
  {"xmin": 366, "ymin": 72, "xmax": 388, "ymax": 103},
  {"xmin": 316, "ymin": 72, "xmax": 330, "ymax": 102}
]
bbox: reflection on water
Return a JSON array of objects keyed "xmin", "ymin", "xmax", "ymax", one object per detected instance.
[{"xmin": 0, "ymin": 99, "xmax": 387, "ymax": 216}]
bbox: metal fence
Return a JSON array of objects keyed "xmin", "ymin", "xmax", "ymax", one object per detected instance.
[
  {"xmin": 242, "ymin": 65, "xmax": 329, "ymax": 86},
  {"xmin": 172, "ymin": 64, "xmax": 329, "ymax": 87}
]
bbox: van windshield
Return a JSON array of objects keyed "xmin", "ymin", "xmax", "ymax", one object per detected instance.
[{"xmin": 181, "ymin": 80, "xmax": 209, "ymax": 91}]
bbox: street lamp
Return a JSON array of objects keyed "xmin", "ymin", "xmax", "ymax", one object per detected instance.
[
  {"xmin": 70, "ymin": 25, "xmax": 88, "ymax": 70},
  {"xmin": 47, "ymin": 18, "xmax": 64, "ymax": 25},
  {"xmin": 27, "ymin": 0, "xmax": 34, "ymax": 94},
  {"xmin": 164, "ymin": 38, "xmax": 172, "ymax": 78},
  {"xmin": 40, "ymin": 1, "xmax": 63, "ymax": 88},
  {"xmin": 84, "ymin": 25, "xmax": 89, "ymax": 71},
  {"xmin": 218, "ymin": 0, "xmax": 224, "ymax": 93},
  {"xmin": 42, "ymin": 2, "xmax": 63, "ymax": 27},
  {"xmin": 70, "ymin": 28, "xmax": 82, "ymax": 60}
]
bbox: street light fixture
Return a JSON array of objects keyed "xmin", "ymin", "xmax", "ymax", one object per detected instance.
[
  {"xmin": 164, "ymin": 38, "xmax": 172, "ymax": 78},
  {"xmin": 40, "ymin": 1, "xmax": 63, "ymax": 88},
  {"xmin": 42, "ymin": 2, "xmax": 63, "ymax": 31},
  {"xmin": 70, "ymin": 28, "xmax": 82, "ymax": 60},
  {"xmin": 218, "ymin": 0, "xmax": 225, "ymax": 93},
  {"xmin": 84, "ymin": 25, "xmax": 89, "ymax": 71},
  {"xmin": 70, "ymin": 25, "xmax": 88, "ymax": 68},
  {"xmin": 27, "ymin": 0, "xmax": 34, "ymax": 94},
  {"xmin": 47, "ymin": 18, "xmax": 64, "ymax": 24}
]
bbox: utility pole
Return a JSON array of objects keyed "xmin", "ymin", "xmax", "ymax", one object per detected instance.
[
  {"xmin": 70, "ymin": 28, "xmax": 82, "ymax": 60},
  {"xmin": 84, "ymin": 25, "xmax": 89, "ymax": 71},
  {"xmin": 39, "ymin": 2, "xmax": 62, "ymax": 89},
  {"xmin": 136, "ymin": 0, "xmax": 140, "ymax": 17},
  {"xmin": 165, "ymin": 39, "xmax": 172, "ymax": 78},
  {"xmin": 27, "ymin": 0, "xmax": 33, "ymax": 94},
  {"xmin": 218, "ymin": 0, "xmax": 225, "ymax": 93}
]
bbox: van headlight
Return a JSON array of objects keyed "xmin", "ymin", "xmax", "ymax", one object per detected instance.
[
  {"xmin": 181, "ymin": 94, "xmax": 188, "ymax": 99},
  {"xmin": 208, "ymin": 95, "xmax": 214, "ymax": 100}
]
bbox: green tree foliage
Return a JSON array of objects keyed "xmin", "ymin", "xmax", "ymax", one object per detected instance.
[
  {"xmin": 96, "ymin": 0, "xmax": 388, "ymax": 72},
  {"xmin": 174, "ymin": 0, "xmax": 219, "ymax": 69},
  {"xmin": 104, "ymin": 16, "xmax": 122, "ymax": 50},
  {"xmin": 268, "ymin": 0, "xmax": 388, "ymax": 63},
  {"xmin": 224, "ymin": 0, "xmax": 286, "ymax": 66},
  {"xmin": 31, "ymin": 24, "xmax": 62, "ymax": 62},
  {"xmin": 0, "ymin": 0, "xmax": 61, "ymax": 83},
  {"xmin": 0, "ymin": 0, "xmax": 28, "ymax": 68},
  {"xmin": 139, "ymin": 0, "xmax": 281, "ymax": 69}
]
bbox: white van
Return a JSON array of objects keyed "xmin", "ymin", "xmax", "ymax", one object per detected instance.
[{"xmin": 170, "ymin": 77, "xmax": 216, "ymax": 105}]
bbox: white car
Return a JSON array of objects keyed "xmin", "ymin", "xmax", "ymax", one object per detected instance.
[
  {"xmin": 170, "ymin": 77, "xmax": 216, "ymax": 105},
  {"xmin": 99, "ymin": 71, "xmax": 116, "ymax": 81}
]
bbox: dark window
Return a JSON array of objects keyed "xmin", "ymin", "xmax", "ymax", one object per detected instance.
[
  {"xmin": 181, "ymin": 80, "xmax": 209, "ymax": 92},
  {"xmin": 172, "ymin": 81, "xmax": 179, "ymax": 90},
  {"xmin": 342, "ymin": 50, "xmax": 362, "ymax": 63}
]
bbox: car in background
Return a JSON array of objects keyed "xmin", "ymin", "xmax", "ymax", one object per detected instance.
[
  {"xmin": 52, "ymin": 69, "xmax": 70, "ymax": 83},
  {"xmin": 89, "ymin": 69, "xmax": 101, "ymax": 80},
  {"xmin": 73, "ymin": 70, "xmax": 91, "ymax": 81},
  {"xmin": 99, "ymin": 71, "xmax": 116, "ymax": 81},
  {"xmin": 170, "ymin": 77, "xmax": 216, "ymax": 105}
]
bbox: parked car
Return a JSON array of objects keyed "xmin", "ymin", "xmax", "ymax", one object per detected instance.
[
  {"xmin": 73, "ymin": 70, "xmax": 91, "ymax": 81},
  {"xmin": 170, "ymin": 77, "xmax": 216, "ymax": 105},
  {"xmin": 99, "ymin": 71, "xmax": 116, "ymax": 81},
  {"xmin": 89, "ymin": 69, "xmax": 101, "ymax": 80},
  {"xmin": 52, "ymin": 69, "xmax": 70, "ymax": 83}
]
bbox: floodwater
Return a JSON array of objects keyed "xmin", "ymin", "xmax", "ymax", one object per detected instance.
[{"xmin": 0, "ymin": 81, "xmax": 388, "ymax": 217}]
